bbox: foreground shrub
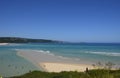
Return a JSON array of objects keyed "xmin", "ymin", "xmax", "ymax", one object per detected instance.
[{"xmin": 10, "ymin": 69, "xmax": 120, "ymax": 78}]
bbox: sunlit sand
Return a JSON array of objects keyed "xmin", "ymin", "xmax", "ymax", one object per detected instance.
[{"xmin": 40, "ymin": 62, "xmax": 93, "ymax": 72}]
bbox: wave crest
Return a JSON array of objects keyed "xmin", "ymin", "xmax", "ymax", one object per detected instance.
[
  {"xmin": 85, "ymin": 51, "xmax": 120, "ymax": 56},
  {"xmin": 14, "ymin": 49, "xmax": 54, "ymax": 56}
]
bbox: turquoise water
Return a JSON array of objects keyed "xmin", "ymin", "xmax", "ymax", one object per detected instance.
[{"xmin": 0, "ymin": 43, "xmax": 120, "ymax": 77}]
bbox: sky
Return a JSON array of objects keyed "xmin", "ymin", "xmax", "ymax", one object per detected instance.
[{"xmin": 0, "ymin": 0, "xmax": 120, "ymax": 42}]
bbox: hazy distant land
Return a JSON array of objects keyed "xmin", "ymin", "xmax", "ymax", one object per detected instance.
[{"xmin": 0, "ymin": 37, "xmax": 61, "ymax": 43}]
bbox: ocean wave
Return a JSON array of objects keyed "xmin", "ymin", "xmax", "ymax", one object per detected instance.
[
  {"xmin": 35, "ymin": 50, "xmax": 55, "ymax": 56},
  {"xmin": 85, "ymin": 51, "xmax": 120, "ymax": 56},
  {"xmin": 7, "ymin": 43, "xmax": 22, "ymax": 46},
  {"xmin": 14, "ymin": 49, "xmax": 79, "ymax": 60},
  {"xmin": 14, "ymin": 49, "xmax": 55, "ymax": 56}
]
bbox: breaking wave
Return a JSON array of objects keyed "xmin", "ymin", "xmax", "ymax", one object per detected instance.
[
  {"xmin": 14, "ymin": 49, "xmax": 80, "ymax": 61},
  {"xmin": 34, "ymin": 50, "xmax": 55, "ymax": 56},
  {"xmin": 14, "ymin": 49, "xmax": 55, "ymax": 56},
  {"xmin": 85, "ymin": 51, "xmax": 120, "ymax": 56}
]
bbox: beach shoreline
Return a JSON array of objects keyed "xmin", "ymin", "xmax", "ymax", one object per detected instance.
[
  {"xmin": 16, "ymin": 49, "xmax": 94, "ymax": 72},
  {"xmin": 40, "ymin": 62, "xmax": 93, "ymax": 72},
  {"xmin": 17, "ymin": 50, "xmax": 44, "ymax": 71}
]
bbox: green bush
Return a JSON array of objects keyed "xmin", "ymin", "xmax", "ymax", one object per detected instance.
[{"xmin": 10, "ymin": 69, "xmax": 120, "ymax": 78}]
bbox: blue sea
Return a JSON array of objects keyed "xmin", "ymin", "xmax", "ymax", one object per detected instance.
[{"xmin": 0, "ymin": 43, "xmax": 120, "ymax": 77}]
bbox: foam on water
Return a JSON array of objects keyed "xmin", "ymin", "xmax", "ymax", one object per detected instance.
[
  {"xmin": 14, "ymin": 49, "xmax": 55, "ymax": 56},
  {"xmin": 85, "ymin": 51, "xmax": 120, "ymax": 56},
  {"xmin": 14, "ymin": 49, "xmax": 80, "ymax": 62}
]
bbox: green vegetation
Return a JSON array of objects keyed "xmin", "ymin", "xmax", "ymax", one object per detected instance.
[
  {"xmin": 92, "ymin": 61, "xmax": 116, "ymax": 70},
  {"xmin": 0, "ymin": 37, "xmax": 60, "ymax": 43},
  {"xmin": 0, "ymin": 75, "xmax": 2, "ymax": 78},
  {"xmin": 10, "ymin": 69, "xmax": 120, "ymax": 78}
]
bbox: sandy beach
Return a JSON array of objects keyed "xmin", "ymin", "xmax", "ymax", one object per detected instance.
[
  {"xmin": 17, "ymin": 49, "xmax": 94, "ymax": 72},
  {"xmin": 40, "ymin": 62, "xmax": 93, "ymax": 72},
  {"xmin": 0, "ymin": 43, "xmax": 9, "ymax": 45}
]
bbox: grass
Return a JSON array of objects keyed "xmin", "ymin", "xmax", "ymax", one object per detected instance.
[{"xmin": 10, "ymin": 69, "xmax": 120, "ymax": 78}]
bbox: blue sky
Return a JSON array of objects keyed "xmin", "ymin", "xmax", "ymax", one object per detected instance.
[{"xmin": 0, "ymin": 0, "xmax": 120, "ymax": 42}]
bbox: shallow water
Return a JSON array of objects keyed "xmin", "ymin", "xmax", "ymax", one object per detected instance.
[{"xmin": 0, "ymin": 43, "xmax": 120, "ymax": 77}]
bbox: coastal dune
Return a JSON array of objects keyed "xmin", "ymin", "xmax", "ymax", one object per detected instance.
[{"xmin": 17, "ymin": 49, "xmax": 93, "ymax": 72}]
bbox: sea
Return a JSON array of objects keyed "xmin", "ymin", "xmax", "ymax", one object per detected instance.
[{"xmin": 0, "ymin": 43, "xmax": 120, "ymax": 77}]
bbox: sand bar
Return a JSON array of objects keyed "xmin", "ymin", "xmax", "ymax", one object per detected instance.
[{"xmin": 16, "ymin": 49, "xmax": 93, "ymax": 72}]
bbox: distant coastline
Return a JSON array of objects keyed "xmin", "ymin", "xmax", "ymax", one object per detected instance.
[{"xmin": 0, "ymin": 37, "xmax": 62, "ymax": 43}]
